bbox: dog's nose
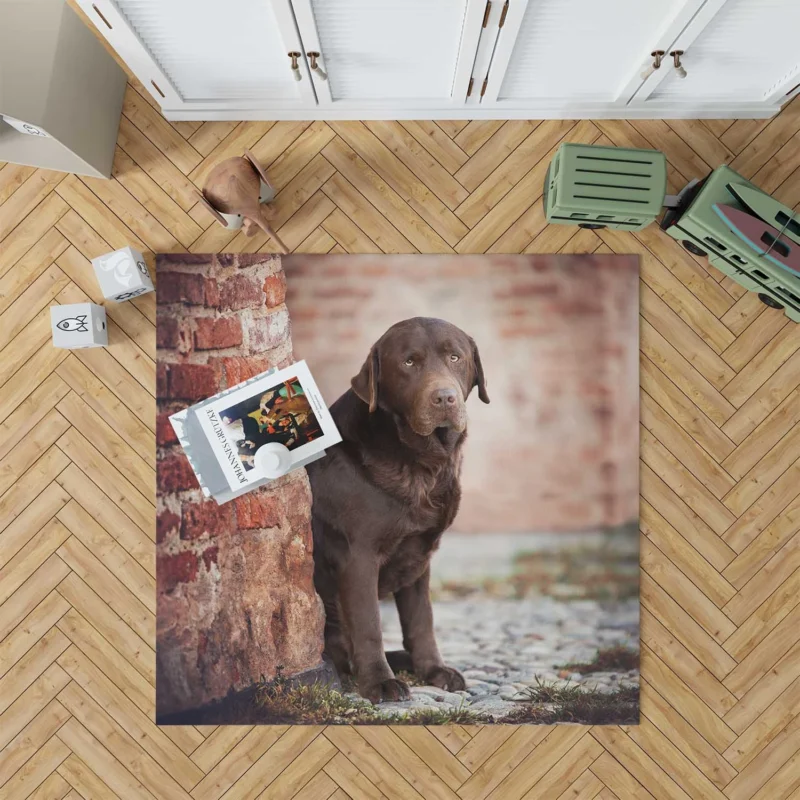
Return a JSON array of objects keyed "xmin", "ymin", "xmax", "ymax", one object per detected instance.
[{"xmin": 431, "ymin": 387, "xmax": 458, "ymax": 406}]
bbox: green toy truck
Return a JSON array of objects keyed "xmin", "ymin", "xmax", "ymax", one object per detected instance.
[
  {"xmin": 660, "ymin": 165, "xmax": 800, "ymax": 323},
  {"xmin": 543, "ymin": 143, "xmax": 666, "ymax": 231},
  {"xmin": 544, "ymin": 142, "xmax": 800, "ymax": 322}
]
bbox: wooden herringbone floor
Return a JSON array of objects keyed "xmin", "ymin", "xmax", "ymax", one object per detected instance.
[{"xmin": 2, "ymin": 70, "xmax": 800, "ymax": 799}]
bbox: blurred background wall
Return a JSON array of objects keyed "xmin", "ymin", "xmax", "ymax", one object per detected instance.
[{"xmin": 285, "ymin": 254, "xmax": 639, "ymax": 533}]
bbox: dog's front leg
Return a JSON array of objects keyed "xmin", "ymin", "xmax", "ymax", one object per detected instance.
[
  {"xmin": 339, "ymin": 552, "xmax": 410, "ymax": 703},
  {"xmin": 394, "ymin": 567, "xmax": 466, "ymax": 692}
]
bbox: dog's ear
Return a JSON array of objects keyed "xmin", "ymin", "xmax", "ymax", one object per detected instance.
[
  {"xmin": 351, "ymin": 346, "xmax": 380, "ymax": 413},
  {"xmin": 470, "ymin": 337, "xmax": 489, "ymax": 404}
]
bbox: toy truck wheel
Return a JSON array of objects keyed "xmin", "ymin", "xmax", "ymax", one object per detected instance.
[
  {"xmin": 758, "ymin": 293, "xmax": 785, "ymax": 310},
  {"xmin": 578, "ymin": 223, "xmax": 606, "ymax": 229},
  {"xmin": 682, "ymin": 240, "xmax": 707, "ymax": 257}
]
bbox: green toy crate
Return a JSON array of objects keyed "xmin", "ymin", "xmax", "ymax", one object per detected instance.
[
  {"xmin": 544, "ymin": 143, "xmax": 667, "ymax": 231},
  {"xmin": 661, "ymin": 165, "xmax": 800, "ymax": 323}
]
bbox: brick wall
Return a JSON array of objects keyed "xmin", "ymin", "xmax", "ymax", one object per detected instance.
[
  {"xmin": 285, "ymin": 253, "xmax": 639, "ymax": 533},
  {"xmin": 156, "ymin": 253, "xmax": 324, "ymax": 717}
]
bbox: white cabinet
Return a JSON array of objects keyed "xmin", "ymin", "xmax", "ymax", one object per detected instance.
[
  {"xmin": 290, "ymin": 0, "xmax": 486, "ymax": 107},
  {"xmin": 631, "ymin": 0, "xmax": 800, "ymax": 109},
  {"xmin": 77, "ymin": 0, "xmax": 800, "ymax": 120},
  {"xmin": 479, "ymin": 0, "xmax": 704, "ymax": 107},
  {"xmin": 81, "ymin": 0, "xmax": 316, "ymax": 111}
]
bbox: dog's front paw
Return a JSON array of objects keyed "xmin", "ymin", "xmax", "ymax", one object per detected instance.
[
  {"xmin": 360, "ymin": 677, "xmax": 411, "ymax": 704},
  {"xmin": 423, "ymin": 665, "xmax": 466, "ymax": 692}
]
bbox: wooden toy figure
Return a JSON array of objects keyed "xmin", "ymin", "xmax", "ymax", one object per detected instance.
[{"xmin": 197, "ymin": 149, "xmax": 288, "ymax": 253}]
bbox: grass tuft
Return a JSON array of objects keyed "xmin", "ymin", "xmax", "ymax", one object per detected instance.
[
  {"xmin": 254, "ymin": 667, "xmax": 486, "ymax": 724},
  {"xmin": 558, "ymin": 645, "xmax": 640, "ymax": 675},
  {"xmin": 507, "ymin": 677, "xmax": 639, "ymax": 725}
]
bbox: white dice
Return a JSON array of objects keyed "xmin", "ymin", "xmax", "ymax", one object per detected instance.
[
  {"xmin": 91, "ymin": 246, "xmax": 154, "ymax": 302},
  {"xmin": 51, "ymin": 303, "xmax": 108, "ymax": 349}
]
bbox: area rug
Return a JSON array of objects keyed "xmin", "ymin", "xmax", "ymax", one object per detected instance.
[{"xmin": 156, "ymin": 252, "xmax": 640, "ymax": 725}]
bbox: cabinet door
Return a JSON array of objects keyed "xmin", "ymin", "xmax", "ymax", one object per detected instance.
[
  {"xmin": 634, "ymin": 0, "xmax": 800, "ymax": 107},
  {"xmin": 290, "ymin": 0, "xmax": 487, "ymax": 108},
  {"xmin": 479, "ymin": 0, "xmax": 706, "ymax": 109},
  {"xmin": 76, "ymin": 0, "xmax": 316, "ymax": 111}
]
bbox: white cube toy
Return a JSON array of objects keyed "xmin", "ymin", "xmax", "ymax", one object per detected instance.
[
  {"xmin": 51, "ymin": 303, "xmax": 108, "ymax": 349},
  {"xmin": 91, "ymin": 246, "xmax": 154, "ymax": 302}
]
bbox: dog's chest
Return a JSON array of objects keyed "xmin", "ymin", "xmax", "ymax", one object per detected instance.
[
  {"xmin": 376, "ymin": 470, "xmax": 460, "ymax": 594},
  {"xmin": 378, "ymin": 531, "xmax": 441, "ymax": 595},
  {"xmin": 374, "ymin": 455, "xmax": 462, "ymax": 531}
]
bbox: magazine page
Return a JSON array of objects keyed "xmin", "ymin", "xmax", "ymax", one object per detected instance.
[{"xmin": 196, "ymin": 360, "xmax": 341, "ymax": 492}]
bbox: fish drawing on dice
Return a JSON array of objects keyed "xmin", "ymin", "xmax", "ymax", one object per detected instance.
[
  {"xmin": 56, "ymin": 315, "xmax": 89, "ymax": 333},
  {"xmin": 116, "ymin": 288, "xmax": 148, "ymax": 301}
]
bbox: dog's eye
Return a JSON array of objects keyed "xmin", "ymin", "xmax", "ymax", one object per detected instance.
[
  {"xmin": 450, "ymin": 354, "xmax": 460, "ymax": 362},
  {"xmin": 404, "ymin": 358, "xmax": 414, "ymax": 367}
]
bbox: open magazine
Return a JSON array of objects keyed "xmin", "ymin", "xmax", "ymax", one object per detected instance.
[{"xmin": 170, "ymin": 360, "xmax": 341, "ymax": 504}]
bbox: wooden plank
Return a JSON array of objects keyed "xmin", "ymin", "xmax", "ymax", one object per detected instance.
[
  {"xmin": 322, "ymin": 173, "xmax": 415, "ymax": 253},
  {"xmin": 111, "ymin": 147, "xmax": 203, "ymax": 248},
  {"xmin": 0, "ymin": 733, "xmax": 70, "ymax": 800},
  {"xmin": 122, "ymin": 84, "xmax": 202, "ymax": 174},
  {"xmin": 56, "ymin": 535, "xmax": 153, "ymax": 643},
  {"xmin": 56, "ymin": 717, "xmax": 157, "ymax": 800},
  {"xmin": 55, "ymin": 463, "xmax": 155, "ymax": 574},
  {"xmin": 0, "ymin": 672, "xmax": 69, "ymax": 754},
  {"xmin": 0, "ymin": 264, "xmax": 70, "ymax": 352},
  {"xmin": 57, "ymin": 754, "xmax": 122, "ymax": 800},
  {"xmin": 57, "ymin": 650, "xmax": 203, "ymax": 793},
  {"xmin": 639, "ymin": 678, "xmax": 737, "ymax": 789},
  {"xmin": 0, "ymin": 170, "xmax": 65, "ymax": 242},
  {"xmin": 0, "ymin": 228, "xmax": 68, "ymax": 316},
  {"xmin": 363, "ymin": 120, "xmax": 469, "ymax": 210},
  {"xmin": 401, "ymin": 121, "xmax": 470, "ymax": 173},
  {"xmin": 0, "ymin": 193, "xmax": 69, "ymax": 278},
  {"xmin": 55, "ymin": 427, "xmax": 154, "ymax": 538},
  {"xmin": 323, "ymin": 136, "xmax": 454, "ymax": 253},
  {"xmin": 56, "ymin": 391, "xmax": 155, "ymax": 504},
  {"xmin": 640, "ymin": 500, "xmax": 735, "ymax": 608},
  {"xmin": 56, "ymin": 570, "xmax": 155, "ymax": 685}
]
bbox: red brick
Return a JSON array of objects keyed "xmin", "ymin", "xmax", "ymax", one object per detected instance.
[
  {"xmin": 219, "ymin": 275, "xmax": 264, "ymax": 311},
  {"xmin": 166, "ymin": 364, "xmax": 218, "ymax": 401},
  {"xmin": 157, "ymin": 364, "xmax": 168, "ymax": 397},
  {"xmin": 157, "ymin": 510, "xmax": 180, "ymax": 544},
  {"xmin": 311, "ymin": 285, "xmax": 371, "ymax": 300},
  {"xmin": 159, "ymin": 551, "xmax": 199, "ymax": 593},
  {"xmin": 158, "ymin": 272, "xmax": 206, "ymax": 305},
  {"xmin": 234, "ymin": 491, "xmax": 282, "ymax": 530},
  {"xmin": 201, "ymin": 545, "xmax": 219, "ymax": 571},
  {"xmin": 203, "ymin": 278, "xmax": 221, "ymax": 308},
  {"xmin": 158, "ymin": 454, "xmax": 198, "ymax": 493},
  {"xmin": 156, "ymin": 413, "xmax": 178, "ymax": 446},
  {"xmin": 263, "ymin": 273, "xmax": 286, "ymax": 307},
  {"xmin": 181, "ymin": 499, "xmax": 233, "ymax": 540},
  {"xmin": 157, "ymin": 318, "xmax": 181, "ymax": 350},
  {"xmin": 194, "ymin": 317, "xmax": 243, "ymax": 350},
  {"xmin": 494, "ymin": 283, "xmax": 560, "ymax": 299},
  {"xmin": 249, "ymin": 308, "xmax": 289, "ymax": 353},
  {"xmin": 220, "ymin": 356, "xmax": 273, "ymax": 385}
]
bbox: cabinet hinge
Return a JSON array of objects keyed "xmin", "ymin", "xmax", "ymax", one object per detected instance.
[
  {"xmin": 481, "ymin": 76, "xmax": 489, "ymax": 97},
  {"xmin": 499, "ymin": 0, "xmax": 509, "ymax": 27},
  {"xmin": 467, "ymin": 77, "xmax": 474, "ymax": 97},
  {"xmin": 482, "ymin": 0, "xmax": 491, "ymax": 27}
]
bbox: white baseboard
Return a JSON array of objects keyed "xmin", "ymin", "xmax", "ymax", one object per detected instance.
[{"xmin": 162, "ymin": 102, "xmax": 780, "ymax": 122}]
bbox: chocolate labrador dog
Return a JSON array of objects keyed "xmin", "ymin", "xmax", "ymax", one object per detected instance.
[{"xmin": 306, "ymin": 317, "xmax": 489, "ymax": 703}]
